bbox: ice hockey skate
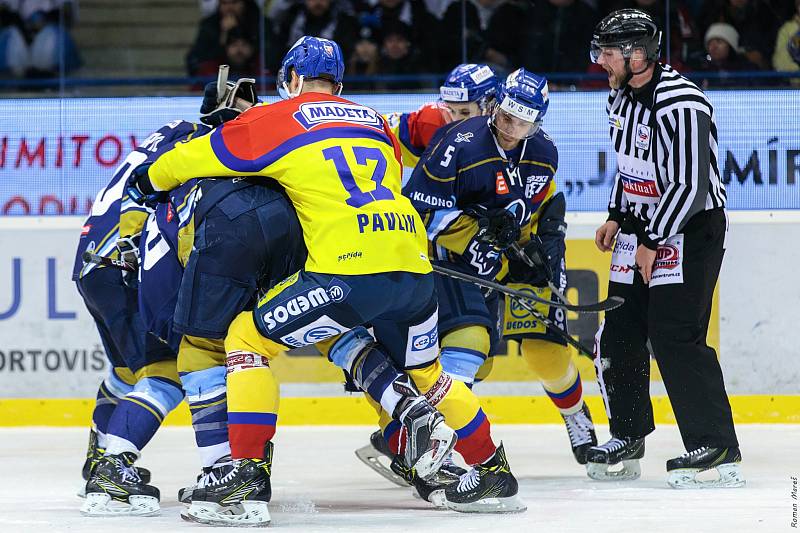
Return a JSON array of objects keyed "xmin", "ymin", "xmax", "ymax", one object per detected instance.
[
  {"xmin": 78, "ymin": 429, "xmax": 151, "ymax": 498},
  {"xmin": 80, "ymin": 452, "xmax": 160, "ymax": 516},
  {"xmin": 430, "ymin": 443, "xmax": 526, "ymax": 513},
  {"xmin": 562, "ymin": 403, "xmax": 597, "ymax": 464},
  {"xmin": 178, "ymin": 455, "xmax": 235, "ymax": 505},
  {"xmin": 181, "ymin": 443, "xmax": 273, "ymax": 527},
  {"xmin": 354, "ymin": 430, "xmax": 410, "ymax": 487},
  {"xmin": 666, "ymin": 447, "xmax": 745, "ymax": 489},
  {"xmin": 390, "ymin": 450, "xmax": 467, "ymax": 505},
  {"xmin": 586, "ymin": 437, "xmax": 645, "ymax": 481},
  {"xmin": 395, "ymin": 389, "xmax": 457, "ymax": 482}
]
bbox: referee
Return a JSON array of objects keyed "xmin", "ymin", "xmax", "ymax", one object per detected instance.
[{"xmin": 585, "ymin": 9, "xmax": 743, "ymax": 489}]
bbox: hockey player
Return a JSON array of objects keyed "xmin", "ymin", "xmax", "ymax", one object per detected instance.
[
  {"xmin": 74, "ymin": 119, "xmax": 208, "ymax": 516},
  {"xmin": 128, "ymin": 36, "xmax": 524, "ymax": 524},
  {"xmin": 386, "ymin": 63, "xmax": 498, "ymax": 169},
  {"xmin": 401, "ymin": 68, "xmax": 598, "ymax": 467},
  {"xmin": 354, "ymin": 63, "xmax": 500, "ymax": 493},
  {"xmin": 77, "ymin": 75, "xmax": 260, "ymax": 516},
  {"xmin": 586, "ymin": 9, "xmax": 742, "ymax": 488}
]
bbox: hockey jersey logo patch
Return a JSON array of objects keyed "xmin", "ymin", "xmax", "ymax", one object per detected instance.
[
  {"xmin": 496, "ymin": 172, "xmax": 509, "ymax": 194},
  {"xmin": 293, "ymin": 102, "xmax": 382, "ymax": 130},
  {"xmin": 636, "ymin": 124, "xmax": 651, "ymax": 150},
  {"xmin": 650, "ymin": 234, "xmax": 685, "ymax": 287}
]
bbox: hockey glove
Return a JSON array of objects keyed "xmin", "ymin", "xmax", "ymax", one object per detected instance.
[
  {"xmin": 115, "ymin": 234, "xmax": 140, "ymax": 287},
  {"xmin": 474, "ymin": 208, "xmax": 521, "ymax": 251},
  {"xmin": 126, "ymin": 163, "xmax": 167, "ymax": 208},
  {"xmin": 115, "ymin": 234, "xmax": 140, "ymax": 268},
  {"xmin": 507, "ymin": 236, "xmax": 553, "ymax": 287}
]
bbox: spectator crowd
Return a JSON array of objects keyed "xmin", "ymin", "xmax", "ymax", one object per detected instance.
[
  {"xmin": 186, "ymin": 0, "xmax": 800, "ymax": 89},
  {"xmin": 1, "ymin": 0, "xmax": 799, "ymax": 89}
]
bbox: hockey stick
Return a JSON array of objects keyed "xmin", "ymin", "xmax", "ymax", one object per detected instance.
[
  {"xmin": 82, "ymin": 251, "xmax": 137, "ymax": 272},
  {"xmin": 507, "ymin": 287, "xmax": 596, "ymax": 359},
  {"xmin": 432, "ymin": 265, "xmax": 596, "ymax": 357},
  {"xmin": 432, "ymin": 264, "xmax": 623, "ymax": 313},
  {"xmin": 509, "ymin": 241, "xmax": 572, "ymax": 306}
]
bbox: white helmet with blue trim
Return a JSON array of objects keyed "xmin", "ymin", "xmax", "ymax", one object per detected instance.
[{"xmin": 491, "ymin": 68, "xmax": 549, "ymax": 140}]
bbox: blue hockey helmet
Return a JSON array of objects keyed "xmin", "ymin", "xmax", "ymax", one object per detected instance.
[
  {"xmin": 491, "ymin": 68, "xmax": 549, "ymax": 140},
  {"xmin": 440, "ymin": 63, "xmax": 498, "ymax": 112},
  {"xmin": 277, "ymin": 36, "xmax": 345, "ymax": 99}
]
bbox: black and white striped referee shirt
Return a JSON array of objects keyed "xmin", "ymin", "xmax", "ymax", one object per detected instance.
[{"xmin": 605, "ymin": 64, "xmax": 726, "ymax": 248}]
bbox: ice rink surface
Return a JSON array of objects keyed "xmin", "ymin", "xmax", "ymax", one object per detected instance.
[{"xmin": 1, "ymin": 424, "xmax": 797, "ymax": 533}]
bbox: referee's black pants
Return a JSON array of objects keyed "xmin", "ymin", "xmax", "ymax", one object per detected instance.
[{"xmin": 595, "ymin": 208, "xmax": 739, "ymax": 451}]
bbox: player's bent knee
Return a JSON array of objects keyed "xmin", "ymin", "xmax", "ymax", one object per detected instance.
[
  {"xmin": 439, "ymin": 325, "xmax": 490, "ymax": 384},
  {"xmin": 106, "ymin": 367, "xmax": 135, "ymax": 397},
  {"xmin": 521, "ymin": 338, "xmax": 574, "ymax": 382},
  {"xmin": 134, "ymin": 359, "xmax": 180, "ymax": 384},
  {"xmin": 180, "ymin": 365, "xmax": 226, "ymax": 401},
  {"xmin": 178, "ymin": 335, "xmax": 226, "ymax": 373},
  {"xmin": 406, "ymin": 359, "xmax": 443, "ymax": 392},
  {"xmin": 225, "ymin": 311, "xmax": 284, "ymax": 358},
  {"xmin": 131, "ymin": 375, "xmax": 185, "ymax": 417},
  {"xmin": 441, "ymin": 325, "xmax": 491, "ymax": 355},
  {"xmin": 328, "ymin": 326, "xmax": 373, "ymax": 372}
]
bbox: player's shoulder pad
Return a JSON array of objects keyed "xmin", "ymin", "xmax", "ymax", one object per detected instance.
[{"xmin": 527, "ymin": 127, "xmax": 558, "ymax": 162}]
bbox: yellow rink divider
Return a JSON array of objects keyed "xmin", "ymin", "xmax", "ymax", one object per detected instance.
[{"xmin": 0, "ymin": 395, "xmax": 797, "ymax": 426}]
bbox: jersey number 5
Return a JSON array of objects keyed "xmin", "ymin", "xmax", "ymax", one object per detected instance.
[{"xmin": 323, "ymin": 146, "xmax": 394, "ymax": 208}]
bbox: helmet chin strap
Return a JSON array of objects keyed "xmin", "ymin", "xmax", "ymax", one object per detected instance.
[{"xmin": 621, "ymin": 57, "xmax": 650, "ymax": 88}]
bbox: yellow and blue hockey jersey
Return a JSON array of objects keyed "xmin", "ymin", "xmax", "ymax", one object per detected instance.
[
  {"xmin": 147, "ymin": 92, "xmax": 430, "ymax": 276},
  {"xmin": 403, "ymin": 115, "xmax": 558, "ymax": 277}
]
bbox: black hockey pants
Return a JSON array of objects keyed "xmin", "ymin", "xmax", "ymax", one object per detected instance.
[{"xmin": 595, "ymin": 208, "xmax": 739, "ymax": 451}]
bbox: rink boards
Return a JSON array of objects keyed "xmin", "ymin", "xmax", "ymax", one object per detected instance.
[{"xmin": 0, "ymin": 212, "xmax": 797, "ymax": 425}]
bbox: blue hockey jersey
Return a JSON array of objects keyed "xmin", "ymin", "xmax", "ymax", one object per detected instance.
[
  {"xmin": 403, "ymin": 115, "xmax": 559, "ymax": 277},
  {"xmin": 72, "ymin": 120, "xmax": 210, "ymax": 280}
]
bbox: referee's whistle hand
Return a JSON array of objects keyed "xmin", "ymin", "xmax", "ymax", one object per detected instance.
[{"xmin": 595, "ymin": 221, "xmax": 620, "ymax": 252}]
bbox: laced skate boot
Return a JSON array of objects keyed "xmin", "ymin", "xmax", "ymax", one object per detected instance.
[
  {"xmin": 178, "ymin": 455, "xmax": 235, "ymax": 505},
  {"xmin": 354, "ymin": 429, "xmax": 410, "ymax": 487},
  {"xmin": 586, "ymin": 437, "xmax": 645, "ymax": 481},
  {"xmin": 395, "ymin": 394, "xmax": 457, "ymax": 482},
  {"xmin": 432, "ymin": 443, "xmax": 526, "ymax": 513},
  {"xmin": 181, "ymin": 442, "xmax": 273, "ymax": 527},
  {"xmin": 562, "ymin": 403, "xmax": 597, "ymax": 465},
  {"xmin": 390, "ymin": 451, "xmax": 467, "ymax": 504},
  {"xmin": 666, "ymin": 447, "xmax": 744, "ymax": 489},
  {"xmin": 79, "ymin": 429, "xmax": 151, "ymax": 497},
  {"xmin": 81, "ymin": 452, "xmax": 160, "ymax": 516}
]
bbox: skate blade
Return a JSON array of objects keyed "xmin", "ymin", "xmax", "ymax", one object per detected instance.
[
  {"xmin": 182, "ymin": 500, "xmax": 271, "ymax": 527},
  {"xmin": 444, "ymin": 494, "xmax": 528, "ymax": 514},
  {"xmin": 76, "ymin": 485, "xmax": 86, "ymax": 499},
  {"xmin": 586, "ymin": 459, "xmax": 641, "ymax": 481},
  {"xmin": 428, "ymin": 489, "xmax": 447, "ymax": 509},
  {"xmin": 667, "ymin": 463, "xmax": 745, "ymax": 489},
  {"xmin": 80, "ymin": 492, "xmax": 160, "ymax": 516},
  {"xmin": 414, "ymin": 425, "xmax": 458, "ymax": 482},
  {"xmin": 354, "ymin": 442, "xmax": 409, "ymax": 487}
]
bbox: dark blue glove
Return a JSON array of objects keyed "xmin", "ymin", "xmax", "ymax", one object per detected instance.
[
  {"xmin": 125, "ymin": 163, "xmax": 166, "ymax": 207},
  {"xmin": 468, "ymin": 207, "xmax": 521, "ymax": 251},
  {"xmin": 507, "ymin": 236, "xmax": 554, "ymax": 287}
]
